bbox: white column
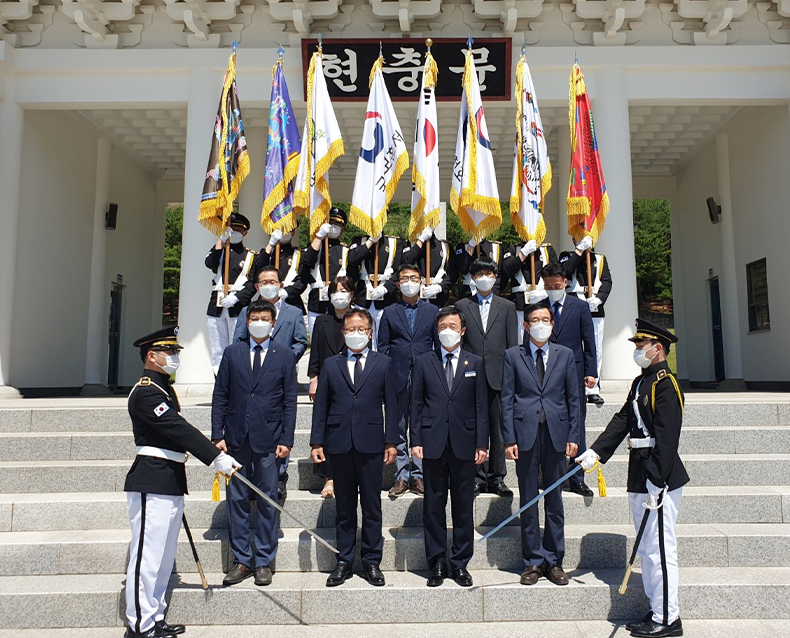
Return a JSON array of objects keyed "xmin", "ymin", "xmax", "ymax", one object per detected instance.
[
  {"xmin": 555, "ymin": 123, "xmax": 574, "ymax": 253},
  {"xmin": 237, "ymin": 126, "xmax": 267, "ymax": 250},
  {"xmin": 715, "ymin": 132, "xmax": 745, "ymax": 387},
  {"xmin": 82, "ymin": 138, "xmax": 113, "ymax": 394},
  {"xmin": 0, "ymin": 77, "xmax": 24, "ymax": 397},
  {"xmin": 175, "ymin": 68, "xmax": 223, "ymax": 392},
  {"xmin": 592, "ymin": 66, "xmax": 639, "ymax": 387}
]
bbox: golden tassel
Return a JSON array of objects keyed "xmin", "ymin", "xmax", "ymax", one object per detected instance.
[
  {"xmin": 211, "ymin": 472, "xmax": 221, "ymax": 502},
  {"xmin": 597, "ymin": 466, "xmax": 607, "ymax": 497}
]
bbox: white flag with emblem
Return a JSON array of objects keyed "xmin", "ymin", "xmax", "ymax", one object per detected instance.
[
  {"xmin": 510, "ymin": 53, "xmax": 551, "ymax": 243},
  {"xmin": 450, "ymin": 49, "xmax": 502, "ymax": 243},
  {"xmin": 349, "ymin": 56, "xmax": 409, "ymax": 239},
  {"xmin": 294, "ymin": 51, "xmax": 345, "ymax": 240}
]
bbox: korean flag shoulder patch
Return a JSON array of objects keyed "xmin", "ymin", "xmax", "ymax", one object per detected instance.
[{"xmin": 153, "ymin": 402, "xmax": 170, "ymax": 417}]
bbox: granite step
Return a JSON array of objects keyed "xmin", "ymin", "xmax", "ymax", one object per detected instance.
[
  {"xmin": 2, "ymin": 567, "xmax": 790, "ymax": 628},
  {"xmin": 2, "ymin": 486, "xmax": 787, "ymax": 532},
  {"xmin": 1, "ymin": 523, "xmax": 788, "ymax": 576}
]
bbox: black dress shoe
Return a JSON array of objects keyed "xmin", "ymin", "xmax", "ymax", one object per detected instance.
[
  {"xmin": 520, "ymin": 565, "xmax": 541, "ymax": 585},
  {"xmin": 473, "ymin": 483, "xmax": 483, "ymax": 497},
  {"xmin": 427, "ymin": 560, "xmax": 447, "ymax": 587},
  {"xmin": 567, "ymin": 480, "xmax": 594, "ymax": 497},
  {"xmin": 587, "ymin": 394, "xmax": 605, "ymax": 406},
  {"xmin": 326, "ymin": 561, "xmax": 353, "ymax": 587},
  {"xmin": 451, "ymin": 567, "xmax": 473, "ymax": 587},
  {"xmin": 362, "ymin": 563, "xmax": 385, "ymax": 586},
  {"xmin": 125, "ymin": 626, "xmax": 177, "ymax": 638},
  {"xmin": 278, "ymin": 480, "xmax": 287, "ymax": 501},
  {"xmin": 544, "ymin": 564, "xmax": 569, "ymax": 585},
  {"xmin": 625, "ymin": 612, "xmax": 654, "ymax": 632},
  {"xmin": 254, "ymin": 565, "xmax": 273, "ymax": 586},
  {"xmin": 491, "ymin": 482, "xmax": 514, "ymax": 497},
  {"xmin": 223, "ymin": 563, "xmax": 254, "ymax": 586},
  {"xmin": 155, "ymin": 620, "xmax": 185, "ymax": 635},
  {"xmin": 630, "ymin": 618, "xmax": 683, "ymax": 637}
]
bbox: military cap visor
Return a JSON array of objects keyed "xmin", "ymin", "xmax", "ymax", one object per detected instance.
[
  {"xmin": 628, "ymin": 318, "xmax": 678, "ymax": 346},
  {"xmin": 133, "ymin": 326, "xmax": 183, "ymax": 351},
  {"xmin": 329, "ymin": 207, "xmax": 347, "ymax": 226},
  {"xmin": 228, "ymin": 213, "xmax": 251, "ymax": 231}
]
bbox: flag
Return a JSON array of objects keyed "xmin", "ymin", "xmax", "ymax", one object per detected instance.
[
  {"xmin": 510, "ymin": 53, "xmax": 551, "ymax": 243},
  {"xmin": 450, "ymin": 50, "xmax": 501, "ymax": 243},
  {"xmin": 294, "ymin": 51, "xmax": 345, "ymax": 239},
  {"xmin": 261, "ymin": 56, "xmax": 301, "ymax": 234},
  {"xmin": 349, "ymin": 57, "xmax": 409, "ymax": 239},
  {"xmin": 409, "ymin": 51, "xmax": 440, "ymax": 243},
  {"xmin": 198, "ymin": 47, "xmax": 250, "ymax": 236},
  {"xmin": 567, "ymin": 61, "xmax": 609, "ymax": 245}
]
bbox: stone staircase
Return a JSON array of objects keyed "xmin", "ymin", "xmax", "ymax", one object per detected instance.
[{"xmin": 1, "ymin": 397, "xmax": 790, "ymax": 629}]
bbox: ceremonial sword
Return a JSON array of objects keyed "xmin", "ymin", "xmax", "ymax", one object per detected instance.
[
  {"xmin": 619, "ymin": 489, "xmax": 665, "ymax": 595},
  {"xmin": 181, "ymin": 514, "xmax": 209, "ymax": 590}
]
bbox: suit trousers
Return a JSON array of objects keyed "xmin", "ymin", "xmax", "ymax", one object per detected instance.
[
  {"xmin": 226, "ymin": 438, "xmax": 280, "ymax": 568},
  {"xmin": 395, "ymin": 375, "xmax": 423, "ymax": 482},
  {"xmin": 423, "ymin": 446, "xmax": 476, "ymax": 570},
  {"xmin": 476, "ymin": 386, "xmax": 506, "ymax": 487},
  {"xmin": 328, "ymin": 449, "xmax": 384, "ymax": 565},
  {"xmin": 515, "ymin": 422, "xmax": 566, "ymax": 568}
]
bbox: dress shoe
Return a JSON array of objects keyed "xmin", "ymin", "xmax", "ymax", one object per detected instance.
[
  {"xmin": 544, "ymin": 564, "xmax": 569, "ymax": 586},
  {"xmin": 326, "ymin": 560, "xmax": 353, "ymax": 587},
  {"xmin": 427, "ymin": 560, "xmax": 447, "ymax": 587},
  {"xmin": 362, "ymin": 563, "xmax": 386, "ymax": 586},
  {"xmin": 223, "ymin": 563, "xmax": 254, "ymax": 586},
  {"xmin": 125, "ymin": 626, "xmax": 177, "ymax": 638},
  {"xmin": 626, "ymin": 612, "xmax": 654, "ymax": 632},
  {"xmin": 278, "ymin": 480, "xmax": 287, "ymax": 501},
  {"xmin": 473, "ymin": 483, "xmax": 483, "ymax": 497},
  {"xmin": 410, "ymin": 478, "xmax": 425, "ymax": 496},
  {"xmin": 155, "ymin": 620, "xmax": 185, "ymax": 635},
  {"xmin": 254, "ymin": 565, "xmax": 273, "ymax": 586},
  {"xmin": 451, "ymin": 567, "xmax": 473, "ymax": 587},
  {"xmin": 490, "ymin": 482, "xmax": 514, "ymax": 497},
  {"xmin": 630, "ymin": 618, "xmax": 683, "ymax": 637},
  {"xmin": 520, "ymin": 565, "xmax": 541, "ymax": 585},
  {"xmin": 320, "ymin": 479, "xmax": 335, "ymax": 499},
  {"xmin": 567, "ymin": 480, "xmax": 594, "ymax": 497},
  {"xmin": 388, "ymin": 479, "xmax": 410, "ymax": 498},
  {"xmin": 587, "ymin": 394, "xmax": 605, "ymax": 406}
]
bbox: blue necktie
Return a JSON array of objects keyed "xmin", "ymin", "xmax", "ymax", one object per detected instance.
[
  {"xmin": 553, "ymin": 301, "xmax": 562, "ymax": 322},
  {"xmin": 253, "ymin": 345, "xmax": 262, "ymax": 377}
]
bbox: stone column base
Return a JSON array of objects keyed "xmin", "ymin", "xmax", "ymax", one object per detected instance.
[{"xmin": 0, "ymin": 385, "xmax": 21, "ymax": 399}]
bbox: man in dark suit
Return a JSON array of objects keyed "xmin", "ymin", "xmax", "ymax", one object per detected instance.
[
  {"xmin": 252, "ymin": 228, "xmax": 307, "ymax": 315},
  {"xmin": 539, "ymin": 261, "xmax": 597, "ymax": 497},
  {"xmin": 453, "ymin": 238, "xmax": 504, "ymax": 299},
  {"xmin": 310, "ymin": 308, "xmax": 399, "ymax": 587},
  {"xmin": 211, "ymin": 299, "xmax": 298, "ymax": 587},
  {"xmin": 502, "ymin": 302, "xmax": 581, "ymax": 587},
  {"xmin": 400, "ymin": 227, "xmax": 458, "ymax": 308},
  {"xmin": 456, "ymin": 257, "xmax": 518, "ymax": 497},
  {"xmin": 377, "ymin": 263, "xmax": 439, "ymax": 497},
  {"xmin": 410, "ymin": 306, "xmax": 488, "ymax": 587}
]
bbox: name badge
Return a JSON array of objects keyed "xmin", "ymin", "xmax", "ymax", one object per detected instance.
[{"xmin": 465, "ymin": 371, "xmax": 477, "ymax": 378}]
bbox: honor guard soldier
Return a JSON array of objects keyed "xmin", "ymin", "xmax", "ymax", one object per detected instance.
[
  {"xmin": 300, "ymin": 207, "xmax": 353, "ymax": 338},
  {"xmin": 124, "ymin": 327, "xmax": 240, "ymax": 638},
  {"xmin": 205, "ymin": 213, "xmax": 258, "ymax": 375},
  {"xmin": 560, "ymin": 236, "xmax": 613, "ymax": 406},
  {"xmin": 500, "ymin": 238, "xmax": 558, "ymax": 344},
  {"xmin": 252, "ymin": 228, "xmax": 307, "ymax": 315},
  {"xmin": 577, "ymin": 319, "xmax": 688, "ymax": 638},
  {"xmin": 401, "ymin": 226, "xmax": 458, "ymax": 308},
  {"xmin": 454, "ymin": 237, "xmax": 504, "ymax": 299}
]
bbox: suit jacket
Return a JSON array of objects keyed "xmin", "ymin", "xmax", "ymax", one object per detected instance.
[
  {"xmin": 252, "ymin": 245, "xmax": 307, "ymax": 314},
  {"xmin": 307, "ymin": 312, "xmax": 346, "ymax": 377},
  {"xmin": 205, "ymin": 243, "xmax": 257, "ymax": 318},
  {"xmin": 232, "ymin": 302, "xmax": 308, "ymax": 362},
  {"xmin": 211, "ymin": 339, "xmax": 298, "ymax": 455},
  {"xmin": 549, "ymin": 293, "xmax": 597, "ymax": 385},
  {"xmin": 310, "ymin": 350, "xmax": 399, "ymax": 455},
  {"xmin": 410, "ymin": 349, "xmax": 489, "ymax": 461},
  {"xmin": 560, "ymin": 250, "xmax": 613, "ymax": 318},
  {"xmin": 377, "ymin": 300, "xmax": 439, "ymax": 391},
  {"xmin": 501, "ymin": 343, "xmax": 581, "ymax": 454},
  {"xmin": 456, "ymin": 295, "xmax": 518, "ymax": 390}
]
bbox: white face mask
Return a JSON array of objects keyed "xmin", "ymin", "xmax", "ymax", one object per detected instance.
[
  {"xmin": 474, "ymin": 276, "xmax": 495, "ymax": 293},
  {"xmin": 280, "ymin": 232, "xmax": 293, "ymax": 244},
  {"xmin": 529, "ymin": 321, "xmax": 553, "ymax": 343},
  {"xmin": 230, "ymin": 231, "xmax": 244, "ymax": 244},
  {"xmin": 330, "ymin": 292, "xmax": 352, "ymax": 309},
  {"xmin": 546, "ymin": 289, "xmax": 565, "ymax": 304},
  {"xmin": 344, "ymin": 330, "xmax": 369, "ymax": 351},
  {"xmin": 158, "ymin": 353, "xmax": 180, "ymax": 375},
  {"xmin": 438, "ymin": 328, "xmax": 462, "ymax": 349},
  {"xmin": 258, "ymin": 284, "xmax": 280, "ymax": 301},
  {"xmin": 248, "ymin": 320, "xmax": 272, "ymax": 340},
  {"xmin": 633, "ymin": 344, "xmax": 657, "ymax": 369},
  {"xmin": 327, "ymin": 225, "xmax": 343, "ymax": 239},
  {"xmin": 400, "ymin": 281, "xmax": 421, "ymax": 298}
]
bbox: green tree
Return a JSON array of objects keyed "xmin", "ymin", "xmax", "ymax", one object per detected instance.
[
  {"xmin": 633, "ymin": 199, "xmax": 673, "ymax": 304},
  {"xmin": 162, "ymin": 204, "xmax": 183, "ymax": 325}
]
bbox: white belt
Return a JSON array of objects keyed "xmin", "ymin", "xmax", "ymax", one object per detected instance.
[
  {"xmin": 628, "ymin": 437, "xmax": 655, "ymax": 449},
  {"xmin": 136, "ymin": 446, "xmax": 187, "ymax": 463}
]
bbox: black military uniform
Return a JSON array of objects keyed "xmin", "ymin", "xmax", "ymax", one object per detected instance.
[
  {"xmin": 454, "ymin": 239, "xmax": 504, "ymax": 299},
  {"xmin": 252, "ymin": 242, "xmax": 307, "ymax": 315},
  {"xmin": 401, "ymin": 236, "xmax": 458, "ymax": 308}
]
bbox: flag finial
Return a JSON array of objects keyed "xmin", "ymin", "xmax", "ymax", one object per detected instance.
[
  {"xmin": 317, "ymin": 33, "xmax": 323, "ymax": 52},
  {"xmin": 466, "ymin": 34, "xmax": 474, "ymax": 49},
  {"xmin": 277, "ymin": 43, "xmax": 285, "ymax": 59},
  {"xmin": 232, "ymin": 40, "xmax": 237, "ymax": 55},
  {"xmin": 574, "ymin": 49, "xmax": 578, "ymax": 65},
  {"xmin": 379, "ymin": 41, "xmax": 383, "ymax": 57},
  {"xmin": 521, "ymin": 35, "xmax": 526, "ymax": 57},
  {"xmin": 425, "ymin": 38, "xmax": 432, "ymax": 51}
]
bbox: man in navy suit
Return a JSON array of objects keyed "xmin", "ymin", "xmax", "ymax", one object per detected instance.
[
  {"xmin": 539, "ymin": 262, "xmax": 597, "ymax": 497},
  {"xmin": 378, "ymin": 263, "xmax": 439, "ymax": 498},
  {"xmin": 411, "ymin": 306, "xmax": 488, "ymax": 588},
  {"xmin": 310, "ymin": 308, "xmax": 399, "ymax": 587},
  {"xmin": 211, "ymin": 299, "xmax": 298, "ymax": 587},
  {"xmin": 502, "ymin": 302, "xmax": 581, "ymax": 587}
]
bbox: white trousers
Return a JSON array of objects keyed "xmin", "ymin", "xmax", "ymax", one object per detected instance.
[
  {"xmin": 628, "ymin": 487, "xmax": 682, "ymax": 625},
  {"xmin": 517, "ymin": 310, "xmax": 524, "ymax": 345},
  {"xmin": 126, "ymin": 492, "xmax": 184, "ymax": 634},
  {"xmin": 207, "ymin": 309, "xmax": 237, "ymax": 375},
  {"xmin": 586, "ymin": 316, "xmax": 605, "ymax": 395},
  {"xmin": 369, "ymin": 305, "xmax": 384, "ymax": 351},
  {"xmin": 307, "ymin": 311, "xmax": 321, "ymax": 342}
]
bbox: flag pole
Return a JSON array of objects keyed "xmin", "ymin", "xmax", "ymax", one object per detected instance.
[
  {"xmin": 275, "ymin": 243, "xmax": 281, "ymax": 269},
  {"xmin": 223, "ymin": 228, "xmax": 231, "ymax": 296},
  {"xmin": 324, "ymin": 237, "xmax": 330, "ymax": 283},
  {"xmin": 585, "ymin": 249, "xmax": 593, "ymax": 298},
  {"xmin": 530, "ymin": 252, "xmax": 536, "ymax": 291},
  {"xmin": 425, "ymin": 237, "xmax": 431, "ymax": 285},
  {"xmin": 373, "ymin": 240, "xmax": 379, "ymax": 287}
]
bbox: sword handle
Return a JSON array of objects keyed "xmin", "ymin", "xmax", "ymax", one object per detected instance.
[{"xmin": 619, "ymin": 564, "xmax": 633, "ymax": 595}]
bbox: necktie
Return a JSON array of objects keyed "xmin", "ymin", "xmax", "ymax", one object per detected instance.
[
  {"xmin": 445, "ymin": 353, "xmax": 455, "ymax": 390},
  {"xmin": 480, "ymin": 299, "xmax": 490, "ymax": 332},
  {"xmin": 536, "ymin": 348, "xmax": 545, "ymax": 385},
  {"xmin": 253, "ymin": 345, "xmax": 262, "ymax": 376},
  {"xmin": 353, "ymin": 353, "xmax": 364, "ymax": 388},
  {"xmin": 553, "ymin": 301, "xmax": 562, "ymax": 322}
]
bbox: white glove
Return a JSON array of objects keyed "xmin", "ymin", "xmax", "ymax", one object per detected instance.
[
  {"xmin": 587, "ymin": 296, "xmax": 602, "ymax": 312},
  {"xmin": 575, "ymin": 448, "xmax": 600, "ymax": 472},
  {"xmin": 467, "ymin": 237, "xmax": 478, "ymax": 249},
  {"xmin": 212, "ymin": 452, "xmax": 241, "ymax": 475},
  {"xmin": 220, "ymin": 293, "xmax": 239, "ymax": 308},
  {"xmin": 520, "ymin": 240, "xmax": 538, "ymax": 258},
  {"xmin": 528, "ymin": 289, "xmax": 548, "ymax": 304},
  {"xmin": 418, "ymin": 227, "xmax": 433, "ymax": 243},
  {"xmin": 278, "ymin": 287, "xmax": 289, "ymax": 299},
  {"xmin": 220, "ymin": 227, "xmax": 233, "ymax": 242},
  {"xmin": 422, "ymin": 283, "xmax": 442, "ymax": 299},
  {"xmin": 268, "ymin": 229, "xmax": 283, "ymax": 247},
  {"xmin": 370, "ymin": 284, "xmax": 388, "ymax": 301},
  {"xmin": 643, "ymin": 479, "xmax": 665, "ymax": 510},
  {"xmin": 576, "ymin": 236, "xmax": 593, "ymax": 252},
  {"xmin": 316, "ymin": 223, "xmax": 333, "ymax": 240},
  {"xmin": 369, "ymin": 232, "xmax": 382, "ymax": 244}
]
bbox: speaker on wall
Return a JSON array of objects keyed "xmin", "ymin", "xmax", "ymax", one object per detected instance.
[
  {"xmin": 105, "ymin": 203, "xmax": 119, "ymax": 230},
  {"xmin": 706, "ymin": 197, "xmax": 721, "ymax": 224}
]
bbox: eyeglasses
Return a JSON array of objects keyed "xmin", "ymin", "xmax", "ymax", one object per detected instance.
[
  {"xmin": 399, "ymin": 276, "xmax": 421, "ymax": 283},
  {"xmin": 528, "ymin": 318, "xmax": 552, "ymax": 326},
  {"xmin": 257, "ymin": 280, "xmax": 280, "ymax": 286},
  {"xmin": 342, "ymin": 328, "xmax": 371, "ymax": 335}
]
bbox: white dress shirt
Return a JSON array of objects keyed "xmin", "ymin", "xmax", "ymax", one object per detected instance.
[
  {"xmin": 249, "ymin": 338, "xmax": 270, "ymax": 368},
  {"xmin": 476, "ymin": 292, "xmax": 493, "ymax": 332},
  {"xmin": 441, "ymin": 344, "xmax": 461, "ymax": 376},
  {"xmin": 528, "ymin": 339, "xmax": 550, "ymax": 367},
  {"xmin": 346, "ymin": 347, "xmax": 369, "ymax": 383}
]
